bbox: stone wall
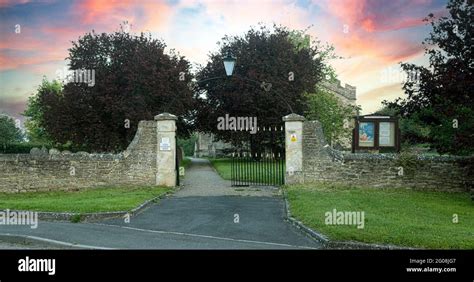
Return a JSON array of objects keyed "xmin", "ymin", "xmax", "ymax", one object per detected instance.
[
  {"xmin": 294, "ymin": 119, "xmax": 473, "ymax": 192},
  {"xmin": 0, "ymin": 120, "xmax": 158, "ymax": 193}
]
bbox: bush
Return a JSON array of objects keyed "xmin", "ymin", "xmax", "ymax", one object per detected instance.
[
  {"xmin": 0, "ymin": 143, "xmax": 51, "ymax": 154},
  {"xmin": 177, "ymin": 134, "xmax": 197, "ymax": 157}
]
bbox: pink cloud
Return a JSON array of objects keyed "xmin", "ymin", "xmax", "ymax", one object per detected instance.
[
  {"xmin": 69, "ymin": 0, "xmax": 173, "ymax": 33},
  {"xmin": 73, "ymin": 0, "xmax": 135, "ymax": 25},
  {"xmin": 0, "ymin": 52, "xmax": 55, "ymax": 71},
  {"xmin": 317, "ymin": 0, "xmax": 436, "ymax": 33}
]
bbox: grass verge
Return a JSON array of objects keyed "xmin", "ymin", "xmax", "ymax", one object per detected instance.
[
  {"xmin": 180, "ymin": 157, "xmax": 191, "ymax": 168},
  {"xmin": 284, "ymin": 183, "xmax": 474, "ymax": 249},
  {"xmin": 0, "ymin": 186, "xmax": 172, "ymax": 213},
  {"xmin": 209, "ymin": 158, "xmax": 232, "ymax": 180}
]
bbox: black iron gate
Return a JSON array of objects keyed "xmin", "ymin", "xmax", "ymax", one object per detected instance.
[
  {"xmin": 175, "ymin": 135, "xmax": 179, "ymax": 186},
  {"xmin": 231, "ymin": 125, "xmax": 285, "ymax": 187}
]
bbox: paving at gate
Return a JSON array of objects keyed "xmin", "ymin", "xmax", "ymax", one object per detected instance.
[{"xmin": 0, "ymin": 158, "xmax": 322, "ymax": 249}]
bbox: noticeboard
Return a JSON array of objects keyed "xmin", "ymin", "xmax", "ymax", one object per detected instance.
[{"xmin": 352, "ymin": 115, "xmax": 400, "ymax": 152}]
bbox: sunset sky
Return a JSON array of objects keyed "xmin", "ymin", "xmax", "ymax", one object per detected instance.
[{"xmin": 0, "ymin": 0, "xmax": 449, "ymax": 125}]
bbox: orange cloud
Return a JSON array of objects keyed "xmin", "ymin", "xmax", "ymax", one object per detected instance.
[
  {"xmin": 73, "ymin": 0, "xmax": 135, "ymax": 25},
  {"xmin": 70, "ymin": 0, "xmax": 172, "ymax": 33},
  {"xmin": 330, "ymin": 31, "xmax": 423, "ymax": 65}
]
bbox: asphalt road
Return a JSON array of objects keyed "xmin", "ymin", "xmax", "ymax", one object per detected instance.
[{"xmin": 0, "ymin": 158, "xmax": 321, "ymax": 249}]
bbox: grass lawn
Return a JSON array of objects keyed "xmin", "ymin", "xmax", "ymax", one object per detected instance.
[
  {"xmin": 209, "ymin": 158, "xmax": 285, "ymax": 184},
  {"xmin": 209, "ymin": 158, "xmax": 233, "ymax": 180},
  {"xmin": 0, "ymin": 186, "xmax": 172, "ymax": 213},
  {"xmin": 284, "ymin": 183, "xmax": 474, "ymax": 249}
]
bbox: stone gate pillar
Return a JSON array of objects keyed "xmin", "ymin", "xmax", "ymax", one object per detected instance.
[
  {"xmin": 283, "ymin": 113, "xmax": 305, "ymax": 184},
  {"xmin": 155, "ymin": 113, "xmax": 177, "ymax": 187}
]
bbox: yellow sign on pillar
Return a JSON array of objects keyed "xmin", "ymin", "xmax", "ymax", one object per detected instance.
[{"xmin": 290, "ymin": 134, "xmax": 297, "ymax": 142}]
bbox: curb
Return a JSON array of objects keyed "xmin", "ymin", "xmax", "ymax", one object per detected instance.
[
  {"xmin": 2, "ymin": 190, "xmax": 174, "ymax": 223},
  {"xmin": 281, "ymin": 188, "xmax": 416, "ymax": 250},
  {"xmin": 326, "ymin": 240, "xmax": 417, "ymax": 250},
  {"xmin": 281, "ymin": 189, "xmax": 329, "ymax": 246},
  {"xmin": 0, "ymin": 234, "xmax": 112, "ymax": 249}
]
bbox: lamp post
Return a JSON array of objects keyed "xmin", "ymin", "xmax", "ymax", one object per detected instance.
[
  {"xmin": 194, "ymin": 49, "xmax": 293, "ymax": 113},
  {"xmin": 223, "ymin": 50, "xmax": 236, "ymax": 77}
]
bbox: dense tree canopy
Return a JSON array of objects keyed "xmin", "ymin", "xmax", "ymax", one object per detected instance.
[
  {"xmin": 0, "ymin": 115, "xmax": 23, "ymax": 147},
  {"xmin": 375, "ymin": 105, "xmax": 431, "ymax": 146},
  {"xmin": 385, "ymin": 0, "xmax": 473, "ymax": 155},
  {"xmin": 36, "ymin": 27, "xmax": 195, "ymax": 152},
  {"xmin": 22, "ymin": 78, "xmax": 59, "ymax": 144},
  {"xmin": 194, "ymin": 25, "xmax": 325, "ymax": 144}
]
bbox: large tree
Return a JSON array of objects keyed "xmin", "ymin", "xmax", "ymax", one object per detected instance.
[
  {"xmin": 38, "ymin": 27, "xmax": 195, "ymax": 152},
  {"xmin": 0, "ymin": 115, "xmax": 23, "ymax": 148},
  {"xmin": 22, "ymin": 78, "xmax": 59, "ymax": 145},
  {"xmin": 386, "ymin": 0, "xmax": 473, "ymax": 155},
  {"xmin": 194, "ymin": 25, "xmax": 324, "ymax": 145},
  {"xmin": 375, "ymin": 105, "xmax": 431, "ymax": 146}
]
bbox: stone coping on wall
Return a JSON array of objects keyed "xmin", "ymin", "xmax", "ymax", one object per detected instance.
[
  {"xmin": 339, "ymin": 151, "xmax": 472, "ymax": 162},
  {"xmin": 0, "ymin": 152, "xmax": 124, "ymax": 161},
  {"xmin": 0, "ymin": 120, "xmax": 154, "ymax": 160}
]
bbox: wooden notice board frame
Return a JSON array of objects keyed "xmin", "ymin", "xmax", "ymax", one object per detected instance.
[{"xmin": 352, "ymin": 115, "xmax": 400, "ymax": 153}]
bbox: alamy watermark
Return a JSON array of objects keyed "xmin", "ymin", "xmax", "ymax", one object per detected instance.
[
  {"xmin": 325, "ymin": 208, "xmax": 365, "ymax": 229},
  {"xmin": 0, "ymin": 209, "xmax": 38, "ymax": 229},
  {"xmin": 380, "ymin": 66, "xmax": 420, "ymax": 84},
  {"xmin": 55, "ymin": 67, "xmax": 95, "ymax": 87},
  {"xmin": 217, "ymin": 114, "xmax": 258, "ymax": 134},
  {"xmin": 18, "ymin": 256, "xmax": 55, "ymax": 275}
]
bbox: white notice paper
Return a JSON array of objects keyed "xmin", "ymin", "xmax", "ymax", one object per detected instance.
[{"xmin": 160, "ymin": 137, "xmax": 171, "ymax": 151}]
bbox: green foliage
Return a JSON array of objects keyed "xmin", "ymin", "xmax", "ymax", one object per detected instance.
[
  {"xmin": 22, "ymin": 78, "xmax": 60, "ymax": 144},
  {"xmin": 37, "ymin": 25, "xmax": 195, "ymax": 152},
  {"xmin": 394, "ymin": 151, "xmax": 423, "ymax": 175},
  {"xmin": 0, "ymin": 115, "xmax": 23, "ymax": 147},
  {"xmin": 177, "ymin": 134, "xmax": 197, "ymax": 156},
  {"xmin": 195, "ymin": 24, "xmax": 324, "ymax": 144},
  {"xmin": 305, "ymin": 87, "xmax": 358, "ymax": 145},
  {"xmin": 180, "ymin": 157, "xmax": 191, "ymax": 168},
  {"xmin": 385, "ymin": 0, "xmax": 474, "ymax": 155},
  {"xmin": 288, "ymin": 28, "xmax": 340, "ymax": 82},
  {"xmin": 288, "ymin": 29, "xmax": 311, "ymax": 51},
  {"xmin": 0, "ymin": 143, "xmax": 43, "ymax": 154},
  {"xmin": 375, "ymin": 105, "xmax": 431, "ymax": 145},
  {"xmin": 70, "ymin": 214, "xmax": 83, "ymax": 223}
]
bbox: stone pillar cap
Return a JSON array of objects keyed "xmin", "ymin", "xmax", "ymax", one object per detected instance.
[
  {"xmin": 154, "ymin": 112, "xmax": 178, "ymax": 121},
  {"xmin": 282, "ymin": 113, "xmax": 305, "ymax": 122}
]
